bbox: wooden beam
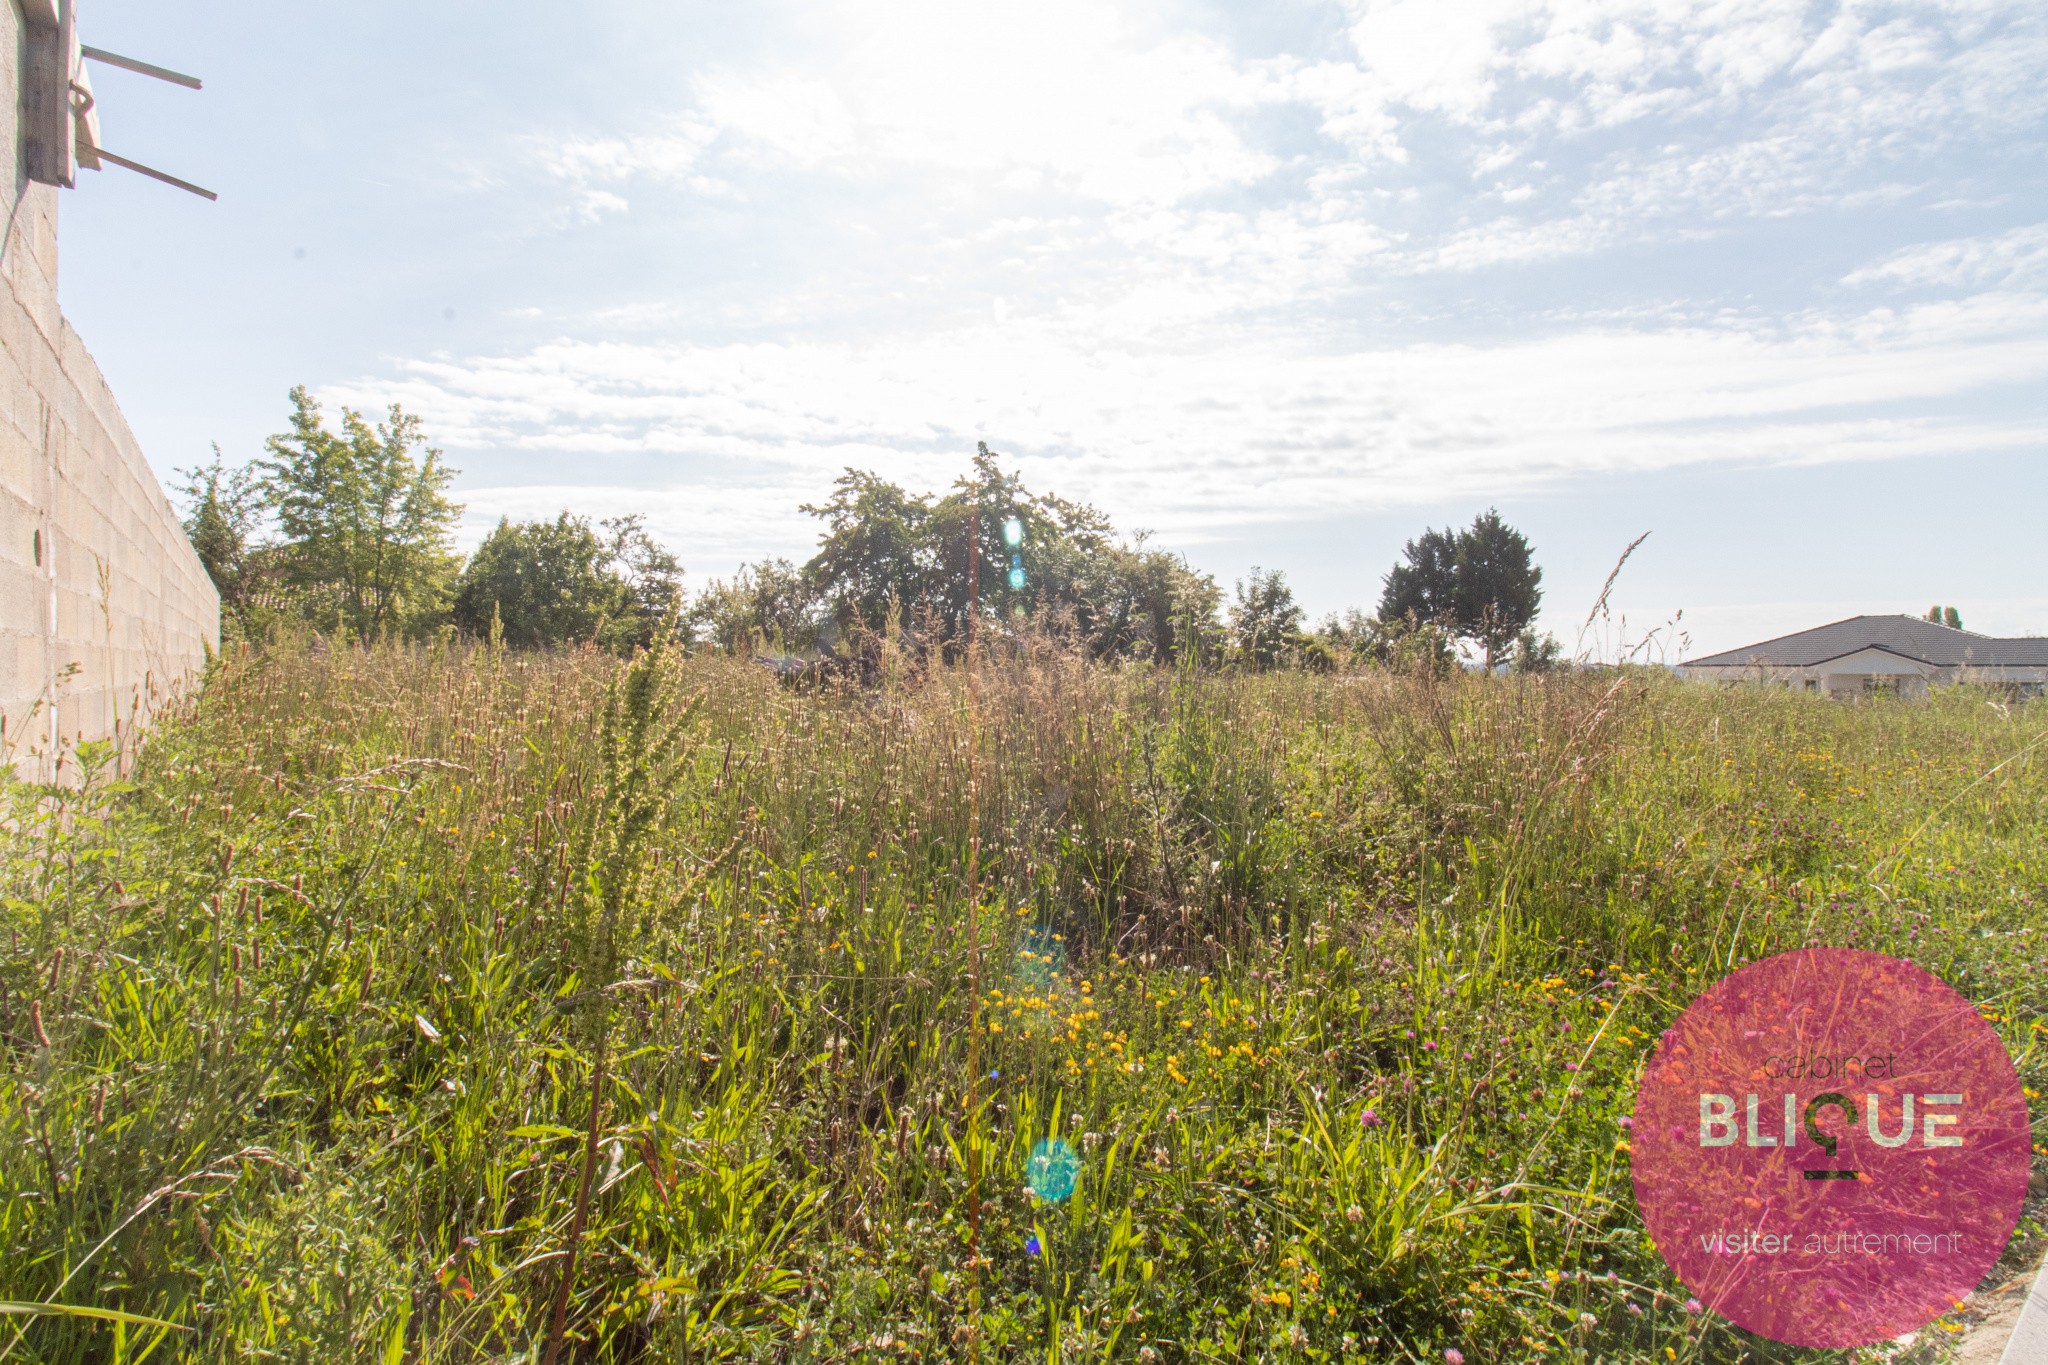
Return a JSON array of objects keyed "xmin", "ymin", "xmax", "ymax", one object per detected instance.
[
  {"xmin": 81, "ymin": 46, "xmax": 203, "ymax": 91},
  {"xmin": 95, "ymin": 149, "xmax": 216, "ymax": 201},
  {"xmin": 22, "ymin": 0, "xmax": 76, "ymax": 187}
]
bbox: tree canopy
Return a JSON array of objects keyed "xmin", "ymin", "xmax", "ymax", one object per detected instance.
[
  {"xmin": 177, "ymin": 446, "xmax": 270, "ymax": 636},
  {"xmin": 1228, "ymin": 568, "xmax": 1304, "ymax": 670},
  {"xmin": 183, "ymin": 398, "xmax": 1579, "ymax": 679},
  {"xmin": 792, "ymin": 444, "xmax": 1218, "ymax": 661},
  {"xmin": 1924, "ymin": 605, "xmax": 1963, "ymax": 630},
  {"xmin": 256, "ymin": 387, "xmax": 463, "ymax": 639},
  {"xmin": 451, "ymin": 513, "xmax": 682, "ymax": 651},
  {"xmin": 1377, "ymin": 508, "xmax": 1543, "ymax": 669}
]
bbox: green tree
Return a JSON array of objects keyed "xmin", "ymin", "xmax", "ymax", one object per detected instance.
[
  {"xmin": 176, "ymin": 444, "xmax": 270, "ymax": 637},
  {"xmin": 1317, "ymin": 607, "xmax": 1455, "ymax": 675},
  {"xmin": 599, "ymin": 514, "xmax": 685, "ymax": 648},
  {"xmin": 1376, "ymin": 526, "xmax": 1460, "ymax": 627},
  {"xmin": 686, "ymin": 558, "xmax": 824, "ymax": 655},
  {"xmin": 798, "ymin": 444, "xmax": 1220, "ymax": 663},
  {"xmin": 1228, "ymin": 567, "xmax": 1304, "ymax": 670},
  {"xmin": 1925, "ymin": 605, "xmax": 1963, "ymax": 630},
  {"xmin": 257, "ymin": 386, "xmax": 462, "ymax": 639},
  {"xmin": 1511, "ymin": 628, "xmax": 1564, "ymax": 674},
  {"xmin": 453, "ymin": 514, "xmax": 621, "ymax": 649},
  {"xmin": 1455, "ymin": 508, "xmax": 1543, "ymax": 670},
  {"xmin": 1377, "ymin": 509, "xmax": 1543, "ymax": 670},
  {"xmin": 1081, "ymin": 538, "xmax": 1221, "ymax": 665},
  {"xmin": 802, "ymin": 470, "xmax": 940, "ymax": 633},
  {"xmin": 452, "ymin": 513, "xmax": 683, "ymax": 652}
]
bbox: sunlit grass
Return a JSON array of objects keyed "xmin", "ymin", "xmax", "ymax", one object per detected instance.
[{"xmin": 2, "ymin": 637, "xmax": 2042, "ymax": 1362}]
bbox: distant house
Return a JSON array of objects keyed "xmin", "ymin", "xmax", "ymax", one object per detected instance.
[{"xmin": 1677, "ymin": 615, "xmax": 2048, "ymax": 700}]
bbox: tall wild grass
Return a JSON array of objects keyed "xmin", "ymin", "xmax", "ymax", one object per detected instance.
[{"xmin": 1, "ymin": 637, "xmax": 2042, "ymax": 1362}]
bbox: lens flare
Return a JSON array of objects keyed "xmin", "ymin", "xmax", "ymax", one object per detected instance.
[
  {"xmin": 1002, "ymin": 516, "xmax": 1024, "ymax": 547},
  {"xmin": 1027, "ymin": 1137, "xmax": 1080, "ymax": 1203},
  {"xmin": 1014, "ymin": 921, "xmax": 1064, "ymax": 988}
]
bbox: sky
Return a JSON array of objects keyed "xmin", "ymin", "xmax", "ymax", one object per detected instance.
[{"xmin": 56, "ymin": 0, "xmax": 2048, "ymax": 657}]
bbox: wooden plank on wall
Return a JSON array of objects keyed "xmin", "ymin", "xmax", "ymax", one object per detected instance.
[{"xmin": 22, "ymin": 0, "xmax": 76, "ymax": 186}]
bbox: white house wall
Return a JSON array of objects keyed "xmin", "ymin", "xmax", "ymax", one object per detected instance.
[{"xmin": 0, "ymin": 0, "xmax": 219, "ymax": 781}]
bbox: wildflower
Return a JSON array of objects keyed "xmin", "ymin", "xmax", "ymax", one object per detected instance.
[
  {"xmin": 1627, "ymin": 1303, "xmax": 1644, "ymax": 1317},
  {"xmin": 1618, "ymin": 1116, "xmax": 1632, "ymax": 1129},
  {"xmin": 1345, "ymin": 1204, "xmax": 1364, "ymax": 1223},
  {"xmin": 1445, "ymin": 1351, "xmax": 1465, "ymax": 1365},
  {"xmin": 1024, "ymin": 1235, "xmax": 1041, "ymax": 1257},
  {"xmin": 1685, "ymin": 1298, "xmax": 1703, "ymax": 1315},
  {"xmin": 1360, "ymin": 1109, "xmax": 1382, "ymax": 1128},
  {"xmin": 1578, "ymin": 1313, "xmax": 1596, "ymax": 1329},
  {"xmin": 1423, "ymin": 1040, "xmax": 1438, "ymax": 1051}
]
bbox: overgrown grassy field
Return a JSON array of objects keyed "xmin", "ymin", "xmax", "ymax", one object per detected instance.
[{"xmin": 3, "ymin": 641, "xmax": 2043, "ymax": 1363}]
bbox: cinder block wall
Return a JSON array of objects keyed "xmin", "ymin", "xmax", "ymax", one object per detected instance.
[{"xmin": 0, "ymin": 0, "xmax": 219, "ymax": 779}]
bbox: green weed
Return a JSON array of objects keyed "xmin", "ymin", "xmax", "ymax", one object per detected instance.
[{"xmin": 1, "ymin": 641, "xmax": 2042, "ymax": 1362}]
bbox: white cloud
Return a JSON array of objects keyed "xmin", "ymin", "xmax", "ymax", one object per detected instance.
[
  {"xmin": 328, "ymin": 288, "xmax": 2048, "ymax": 561},
  {"xmin": 508, "ymin": 0, "xmax": 2045, "ymax": 280},
  {"xmin": 388, "ymin": 0, "xmax": 2048, "ymax": 577},
  {"xmin": 525, "ymin": 0, "xmax": 1276, "ymax": 212},
  {"xmin": 1318, "ymin": 0, "xmax": 2045, "ymax": 147},
  {"xmin": 1845, "ymin": 224, "xmax": 2048, "ymax": 289}
]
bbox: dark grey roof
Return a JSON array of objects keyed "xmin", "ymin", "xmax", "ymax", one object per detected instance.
[{"xmin": 1686, "ymin": 615, "xmax": 2048, "ymax": 669}]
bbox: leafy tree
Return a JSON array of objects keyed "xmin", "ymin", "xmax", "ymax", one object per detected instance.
[
  {"xmin": 1455, "ymin": 509, "xmax": 1543, "ymax": 670},
  {"xmin": 1511, "ymin": 628, "xmax": 1564, "ymax": 674},
  {"xmin": 797, "ymin": 444, "xmax": 1219, "ymax": 663},
  {"xmin": 1317, "ymin": 608, "xmax": 1455, "ymax": 675},
  {"xmin": 597, "ymin": 515, "xmax": 686, "ymax": 649},
  {"xmin": 1228, "ymin": 567, "xmax": 1304, "ymax": 670},
  {"xmin": 687, "ymin": 559, "xmax": 824, "ymax": 655},
  {"xmin": 452, "ymin": 513, "xmax": 684, "ymax": 652},
  {"xmin": 1377, "ymin": 509, "xmax": 1543, "ymax": 670},
  {"xmin": 802, "ymin": 471, "xmax": 940, "ymax": 634},
  {"xmin": 1376, "ymin": 527, "xmax": 1459, "ymax": 627},
  {"xmin": 257, "ymin": 387, "xmax": 462, "ymax": 638},
  {"xmin": 454, "ymin": 514, "xmax": 617, "ymax": 649},
  {"xmin": 1084, "ymin": 540, "xmax": 1221, "ymax": 666},
  {"xmin": 176, "ymin": 445, "xmax": 270, "ymax": 638},
  {"xmin": 1925, "ymin": 605, "xmax": 1963, "ymax": 630}
]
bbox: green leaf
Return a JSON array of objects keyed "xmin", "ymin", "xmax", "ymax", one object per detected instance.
[
  {"xmin": 0, "ymin": 1301, "xmax": 189, "ymax": 1331},
  {"xmin": 508, "ymin": 1124, "xmax": 581, "ymax": 1141}
]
